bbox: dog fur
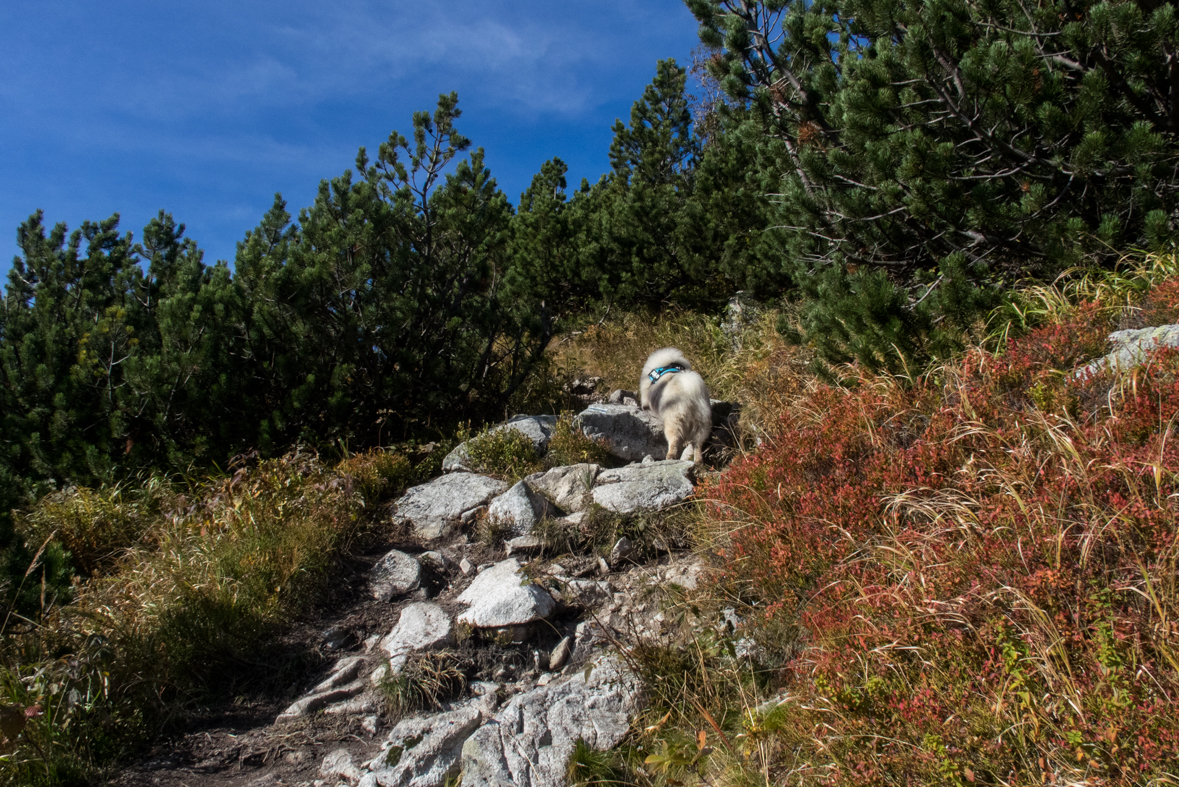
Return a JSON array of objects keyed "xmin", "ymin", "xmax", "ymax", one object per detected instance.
[{"xmin": 640, "ymin": 347, "xmax": 712, "ymax": 463}]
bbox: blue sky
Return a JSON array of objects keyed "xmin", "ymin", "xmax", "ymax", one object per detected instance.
[{"xmin": 0, "ymin": 0, "xmax": 702, "ymax": 274}]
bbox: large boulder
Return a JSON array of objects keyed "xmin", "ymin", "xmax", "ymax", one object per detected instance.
[
  {"xmin": 524, "ymin": 464, "xmax": 600, "ymax": 513},
  {"xmin": 486, "ymin": 481, "xmax": 554, "ymax": 537},
  {"xmin": 574, "ymin": 403, "xmax": 667, "ymax": 462},
  {"xmin": 379, "ymin": 603, "xmax": 454, "ymax": 672},
  {"xmin": 590, "ymin": 460, "xmax": 696, "ymax": 513},
  {"xmin": 456, "ymin": 558, "xmax": 556, "ymax": 628},
  {"xmin": 1077, "ymin": 325, "xmax": 1179, "ymax": 378},
  {"xmin": 443, "ymin": 415, "xmax": 558, "ymax": 473},
  {"xmin": 359, "ymin": 702, "xmax": 485, "ymax": 787},
  {"xmin": 393, "ymin": 473, "xmax": 509, "ymax": 540},
  {"xmin": 370, "ymin": 549, "xmax": 422, "ymax": 601},
  {"xmin": 720, "ymin": 291, "xmax": 761, "ymax": 350},
  {"xmin": 460, "ymin": 657, "xmax": 641, "ymax": 787}
]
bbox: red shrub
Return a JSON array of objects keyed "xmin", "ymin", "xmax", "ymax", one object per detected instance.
[{"xmin": 705, "ymin": 313, "xmax": 1179, "ymax": 783}]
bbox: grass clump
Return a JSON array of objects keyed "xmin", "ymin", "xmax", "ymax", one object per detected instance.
[
  {"xmin": 545, "ymin": 416, "xmax": 613, "ymax": 469},
  {"xmin": 381, "ymin": 651, "xmax": 469, "ymax": 721},
  {"xmin": 462, "ymin": 425, "xmax": 545, "ymax": 482},
  {"xmin": 17, "ymin": 477, "xmax": 171, "ymax": 579},
  {"xmin": 461, "ymin": 414, "xmax": 615, "ymax": 485},
  {"xmin": 566, "ymin": 737, "xmax": 649, "ymax": 786}
]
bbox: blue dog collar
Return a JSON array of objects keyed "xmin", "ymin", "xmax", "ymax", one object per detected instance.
[{"xmin": 647, "ymin": 365, "xmax": 684, "ymax": 384}]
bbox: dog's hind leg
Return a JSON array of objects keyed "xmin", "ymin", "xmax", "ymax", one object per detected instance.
[{"xmin": 665, "ymin": 429, "xmax": 683, "ymax": 462}]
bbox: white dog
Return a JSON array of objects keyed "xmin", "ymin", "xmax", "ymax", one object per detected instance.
[{"xmin": 640, "ymin": 347, "xmax": 712, "ymax": 463}]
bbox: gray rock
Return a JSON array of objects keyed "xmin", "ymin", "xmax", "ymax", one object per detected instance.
[
  {"xmin": 417, "ymin": 551, "xmax": 448, "ymax": 571},
  {"xmin": 325, "ymin": 691, "xmax": 382, "ymax": 717},
  {"xmin": 276, "ymin": 655, "xmax": 372, "ymax": 723},
  {"xmin": 566, "ymin": 377, "xmax": 605, "ymax": 402},
  {"xmin": 323, "ymin": 749, "xmax": 363, "ymax": 783},
  {"xmin": 360, "ymin": 703, "xmax": 484, "ymax": 787},
  {"xmin": 661, "ymin": 558, "xmax": 705, "ymax": 590},
  {"xmin": 608, "ymin": 389, "xmax": 639, "ymax": 407},
  {"xmin": 608, "ymin": 537, "xmax": 636, "ymax": 566},
  {"xmin": 551, "ymin": 578, "xmax": 611, "ymax": 608},
  {"xmin": 549, "ymin": 636, "xmax": 572, "ymax": 670},
  {"xmin": 487, "ymin": 481, "xmax": 554, "ymax": 537},
  {"xmin": 456, "ymin": 558, "xmax": 556, "ymax": 628},
  {"xmin": 721, "ymin": 291, "xmax": 761, "ymax": 350},
  {"xmin": 1077, "ymin": 325, "xmax": 1179, "ymax": 378},
  {"xmin": 459, "ymin": 558, "xmax": 474, "ymax": 575},
  {"xmin": 311, "ymin": 656, "xmax": 368, "ymax": 694},
  {"xmin": 460, "ymin": 657, "xmax": 641, "ymax": 787},
  {"xmin": 525, "ymin": 464, "xmax": 600, "ymax": 513},
  {"xmin": 442, "ymin": 415, "xmax": 558, "ymax": 473},
  {"xmin": 393, "ymin": 474, "xmax": 509, "ymax": 540},
  {"xmin": 277, "ymin": 682, "xmax": 365, "ymax": 722},
  {"xmin": 379, "ymin": 603, "xmax": 453, "ymax": 672},
  {"xmin": 370, "ymin": 549, "xmax": 422, "ymax": 601},
  {"xmin": 574, "ymin": 403, "xmax": 667, "ymax": 463},
  {"xmin": 505, "ymin": 535, "xmax": 544, "ymax": 556},
  {"xmin": 590, "ymin": 460, "xmax": 696, "ymax": 513}
]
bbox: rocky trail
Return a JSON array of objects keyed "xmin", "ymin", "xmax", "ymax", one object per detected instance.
[{"xmin": 113, "ymin": 390, "xmax": 740, "ymax": 787}]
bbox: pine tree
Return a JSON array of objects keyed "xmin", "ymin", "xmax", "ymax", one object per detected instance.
[
  {"xmin": 687, "ymin": 0, "xmax": 1179, "ymax": 369},
  {"xmin": 233, "ymin": 93, "xmax": 549, "ymax": 445},
  {"xmin": 126, "ymin": 211, "xmax": 245, "ymax": 465},
  {"xmin": 0, "ymin": 212, "xmax": 144, "ymax": 492},
  {"xmin": 574, "ymin": 59, "xmax": 705, "ymax": 308},
  {"xmin": 507, "ymin": 158, "xmax": 577, "ymax": 312}
]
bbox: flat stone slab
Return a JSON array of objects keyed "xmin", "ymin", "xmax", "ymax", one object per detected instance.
[
  {"xmin": 393, "ymin": 473, "xmax": 509, "ymax": 540},
  {"xmin": 443, "ymin": 415, "xmax": 558, "ymax": 472},
  {"xmin": 487, "ymin": 481, "xmax": 554, "ymax": 537},
  {"xmin": 379, "ymin": 603, "xmax": 454, "ymax": 672},
  {"xmin": 590, "ymin": 460, "xmax": 696, "ymax": 513},
  {"xmin": 456, "ymin": 558, "xmax": 556, "ymax": 628},
  {"xmin": 1077, "ymin": 324, "xmax": 1179, "ymax": 378},
  {"xmin": 323, "ymin": 749, "xmax": 364, "ymax": 783},
  {"xmin": 370, "ymin": 549, "xmax": 422, "ymax": 601},
  {"xmin": 525, "ymin": 464, "xmax": 599, "ymax": 513},
  {"xmin": 574, "ymin": 403, "xmax": 667, "ymax": 463},
  {"xmin": 277, "ymin": 656, "xmax": 370, "ymax": 722},
  {"xmin": 505, "ymin": 535, "xmax": 544, "ymax": 556},
  {"xmin": 277, "ymin": 682, "xmax": 365, "ymax": 723},
  {"xmin": 460, "ymin": 657, "xmax": 641, "ymax": 787},
  {"xmin": 310, "ymin": 656, "xmax": 368, "ymax": 694}
]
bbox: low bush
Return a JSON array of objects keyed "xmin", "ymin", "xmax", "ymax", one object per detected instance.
[
  {"xmin": 695, "ymin": 271, "xmax": 1179, "ymax": 783},
  {"xmin": 462, "ymin": 426, "xmax": 545, "ymax": 482}
]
